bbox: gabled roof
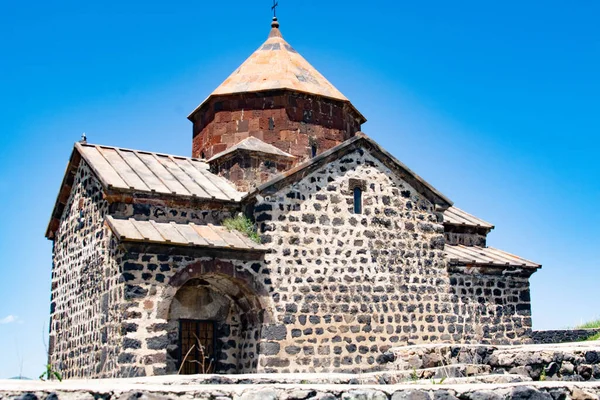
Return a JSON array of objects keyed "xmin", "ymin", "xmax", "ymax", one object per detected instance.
[
  {"xmin": 444, "ymin": 206, "xmax": 494, "ymax": 230},
  {"xmin": 188, "ymin": 19, "xmax": 365, "ymax": 123},
  {"xmin": 46, "ymin": 142, "xmax": 244, "ymax": 239},
  {"xmin": 106, "ymin": 216, "xmax": 266, "ymax": 252},
  {"xmin": 208, "ymin": 136, "xmax": 295, "ymax": 162},
  {"xmin": 445, "ymin": 244, "xmax": 540, "ymax": 269},
  {"xmin": 74, "ymin": 143, "xmax": 242, "ymax": 200},
  {"xmin": 245, "ymin": 132, "xmax": 453, "ymax": 208}
]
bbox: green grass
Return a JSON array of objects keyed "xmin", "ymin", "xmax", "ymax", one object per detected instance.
[
  {"xmin": 575, "ymin": 318, "xmax": 600, "ymax": 341},
  {"xmin": 576, "ymin": 319, "xmax": 600, "ymax": 329},
  {"xmin": 222, "ymin": 214, "xmax": 261, "ymax": 243}
]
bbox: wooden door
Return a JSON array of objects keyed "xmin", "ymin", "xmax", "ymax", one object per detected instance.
[{"xmin": 179, "ymin": 320, "xmax": 215, "ymax": 374}]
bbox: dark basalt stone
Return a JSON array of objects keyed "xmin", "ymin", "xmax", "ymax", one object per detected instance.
[
  {"xmin": 261, "ymin": 324, "xmax": 287, "ymax": 340},
  {"xmin": 122, "ymin": 338, "xmax": 142, "ymax": 350},
  {"xmin": 118, "ymin": 352, "xmax": 135, "ymax": 364},
  {"xmin": 146, "ymin": 335, "xmax": 169, "ymax": 350},
  {"xmin": 120, "ymin": 323, "xmax": 138, "ymax": 335},
  {"xmin": 123, "ymin": 262, "xmax": 143, "ymax": 271},
  {"xmin": 124, "ymin": 285, "xmax": 148, "ymax": 300},
  {"xmin": 258, "ymin": 341, "xmax": 280, "ymax": 355},
  {"xmin": 285, "ymin": 345, "xmax": 301, "ymax": 355}
]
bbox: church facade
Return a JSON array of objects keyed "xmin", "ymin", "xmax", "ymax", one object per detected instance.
[{"xmin": 46, "ymin": 18, "xmax": 540, "ymax": 379}]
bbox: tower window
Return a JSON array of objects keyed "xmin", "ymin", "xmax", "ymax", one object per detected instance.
[
  {"xmin": 311, "ymin": 144, "xmax": 317, "ymax": 158},
  {"xmin": 268, "ymin": 117, "xmax": 275, "ymax": 130},
  {"xmin": 353, "ymin": 187, "xmax": 362, "ymax": 214}
]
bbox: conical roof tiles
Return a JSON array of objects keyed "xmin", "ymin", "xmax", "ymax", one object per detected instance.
[{"xmin": 190, "ymin": 19, "xmax": 351, "ymax": 117}]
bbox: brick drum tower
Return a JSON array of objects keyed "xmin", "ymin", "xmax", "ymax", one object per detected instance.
[{"xmin": 189, "ymin": 18, "xmax": 366, "ymax": 165}]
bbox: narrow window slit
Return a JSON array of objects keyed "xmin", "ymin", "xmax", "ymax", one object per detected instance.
[{"xmin": 353, "ymin": 187, "xmax": 362, "ymax": 214}]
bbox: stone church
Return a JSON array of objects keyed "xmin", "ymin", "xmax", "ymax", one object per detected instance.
[{"xmin": 45, "ymin": 17, "xmax": 540, "ymax": 379}]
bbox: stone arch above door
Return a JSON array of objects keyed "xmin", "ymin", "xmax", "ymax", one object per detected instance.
[
  {"xmin": 157, "ymin": 259, "xmax": 272, "ymax": 374},
  {"xmin": 157, "ymin": 259, "xmax": 272, "ymax": 324}
]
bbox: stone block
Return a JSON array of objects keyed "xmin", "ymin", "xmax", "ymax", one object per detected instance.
[{"xmin": 261, "ymin": 324, "xmax": 287, "ymax": 340}]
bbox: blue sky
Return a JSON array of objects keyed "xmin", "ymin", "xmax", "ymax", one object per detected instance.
[{"xmin": 0, "ymin": 0, "xmax": 598, "ymax": 379}]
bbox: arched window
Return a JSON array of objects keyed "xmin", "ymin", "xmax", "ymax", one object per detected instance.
[{"xmin": 353, "ymin": 187, "xmax": 362, "ymax": 214}]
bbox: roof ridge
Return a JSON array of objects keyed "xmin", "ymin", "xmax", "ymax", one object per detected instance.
[
  {"xmin": 208, "ymin": 135, "xmax": 295, "ymax": 162},
  {"xmin": 244, "ymin": 133, "xmax": 452, "ymax": 208},
  {"xmin": 78, "ymin": 142, "xmax": 204, "ymax": 162}
]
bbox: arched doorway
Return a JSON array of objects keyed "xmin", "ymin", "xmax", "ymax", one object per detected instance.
[{"xmin": 160, "ymin": 263, "xmax": 269, "ymax": 374}]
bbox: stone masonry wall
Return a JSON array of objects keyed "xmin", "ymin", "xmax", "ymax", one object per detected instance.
[
  {"xmin": 532, "ymin": 329, "xmax": 600, "ymax": 344},
  {"xmin": 49, "ymin": 162, "xmax": 125, "ymax": 378},
  {"xmin": 191, "ymin": 91, "xmax": 363, "ymax": 161},
  {"xmin": 447, "ymin": 271, "xmax": 533, "ymax": 344},
  {"xmin": 49, "ymin": 148, "xmax": 536, "ymax": 379},
  {"xmin": 5, "ymin": 380, "xmax": 600, "ymax": 400},
  {"xmin": 444, "ymin": 226, "xmax": 487, "ymax": 247},
  {"xmin": 113, "ymin": 253, "xmax": 274, "ymax": 376},
  {"xmin": 250, "ymin": 147, "xmax": 534, "ymax": 373},
  {"xmin": 110, "ymin": 203, "xmax": 236, "ymax": 225},
  {"xmin": 252, "ymin": 148, "xmax": 447, "ymax": 373},
  {"xmin": 210, "ymin": 152, "xmax": 295, "ymax": 192}
]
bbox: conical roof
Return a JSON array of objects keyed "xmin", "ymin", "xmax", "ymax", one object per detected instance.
[{"xmin": 189, "ymin": 18, "xmax": 357, "ymax": 118}]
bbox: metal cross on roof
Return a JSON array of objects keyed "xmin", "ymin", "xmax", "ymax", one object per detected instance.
[{"xmin": 271, "ymin": 0, "xmax": 278, "ymax": 18}]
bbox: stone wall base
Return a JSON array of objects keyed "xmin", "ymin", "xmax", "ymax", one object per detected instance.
[
  {"xmin": 2, "ymin": 378, "xmax": 600, "ymax": 400},
  {"xmin": 532, "ymin": 329, "xmax": 600, "ymax": 344}
]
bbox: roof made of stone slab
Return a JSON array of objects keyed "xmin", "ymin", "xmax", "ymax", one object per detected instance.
[
  {"xmin": 105, "ymin": 216, "xmax": 266, "ymax": 252},
  {"xmin": 189, "ymin": 18, "xmax": 364, "ymax": 121},
  {"xmin": 443, "ymin": 206, "xmax": 494, "ymax": 230},
  {"xmin": 208, "ymin": 136, "xmax": 295, "ymax": 162},
  {"xmin": 46, "ymin": 142, "xmax": 244, "ymax": 239},
  {"xmin": 445, "ymin": 244, "xmax": 540, "ymax": 269},
  {"xmin": 245, "ymin": 132, "xmax": 453, "ymax": 208},
  {"xmin": 76, "ymin": 142, "xmax": 242, "ymax": 201}
]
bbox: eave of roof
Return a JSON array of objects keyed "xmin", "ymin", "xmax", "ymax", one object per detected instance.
[
  {"xmin": 445, "ymin": 244, "xmax": 540, "ymax": 269},
  {"xmin": 75, "ymin": 142, "xmax": 242, "ymax": 201},
  {"xmin": 105, "ymin": 216, "xmax": 266, "ymax": 252},
  {"xmin": 444, "ymin": 206, "xmax": 495, "ymax": 230},
  {"xmin": 244, "ymin": 132, "xmax": 453, "ymax": 208},
  {"xmin": 45, "ymin": 142, "xmax": 245, "ymax": 239}
]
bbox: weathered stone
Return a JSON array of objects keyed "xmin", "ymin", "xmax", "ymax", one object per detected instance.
[
  {"xmin": 262, "ymin": 324, "xmax": 287, "ymax": 341},
  {"xmin": 146, "ymin": 335, "xmax": 169, "ymax": 350},
  {"xmin": 433, "ymin": 391, "xmax": 458, "ymax": 400},
  {"xmin": 570, "ymin": 387, "xmax": 598, "ymax": 400},
  {"xmin": 462, "ymin": 391, "xmax": 502, "ymax": 400},
  {"xmin": 258, "ymin": 341, "xmax": 281, "ymax": 356},
  {"xmin": 391, "ymin": 390, "xmax": 430, "ymax": 400},
  {"xmin": 510, "ymin": 386, "xmax": 552, "ymax": 400},
  {"xmin": 343, "ymin": 390, "xmax": 388, "ymax": 400},
  {"xmin": 122, "ymin": 338, "xmax": 142, "ymax": 350},
  {"xmin": 237, "ymin": 390, "xmax": 278, "ymax": 400}
]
